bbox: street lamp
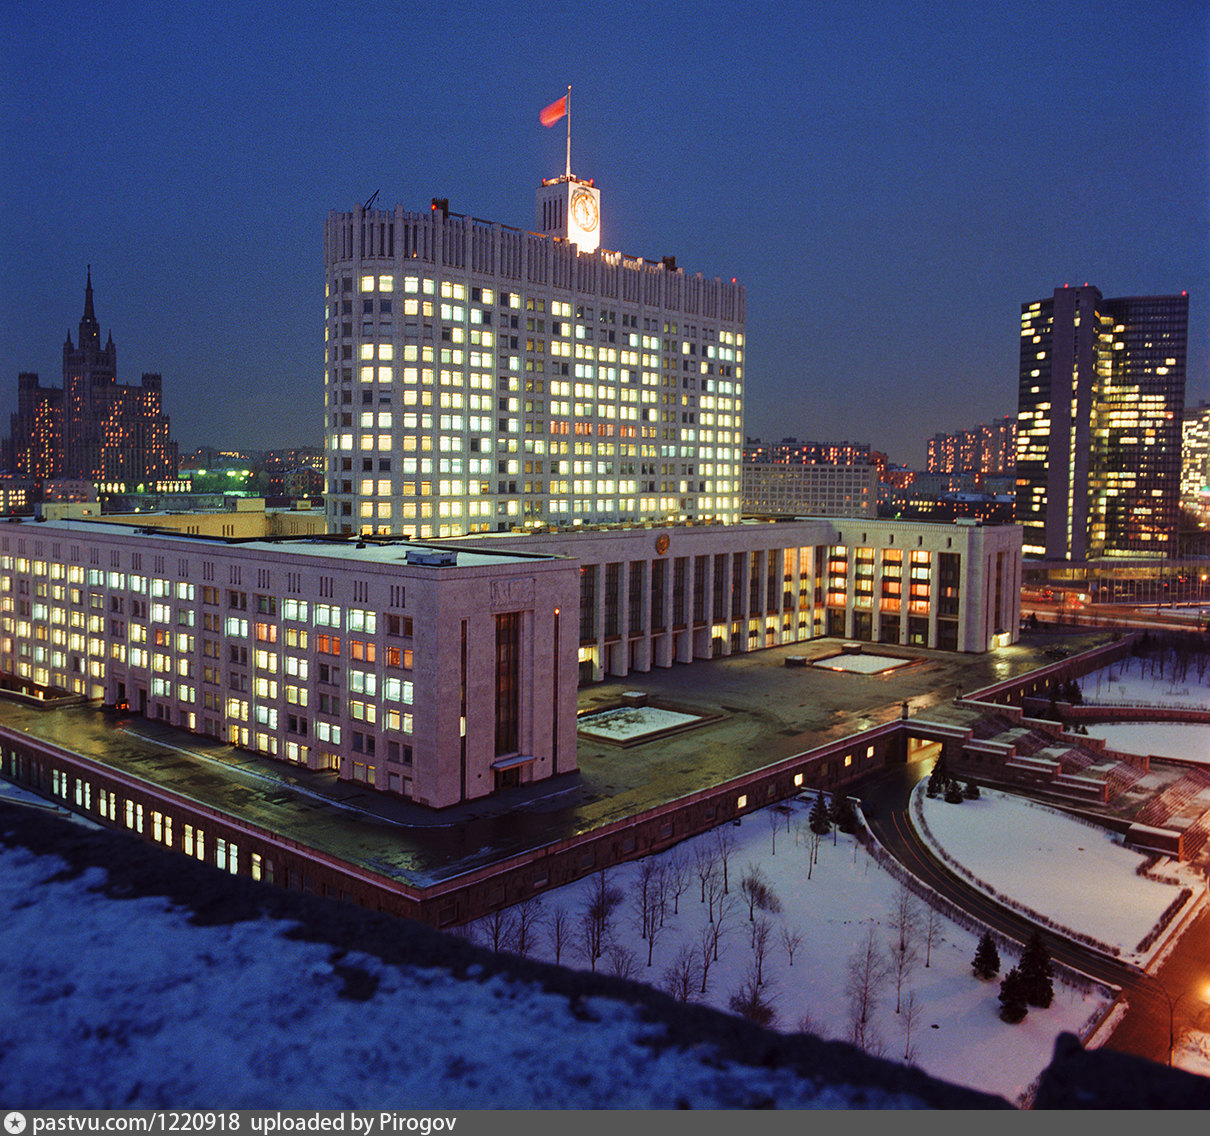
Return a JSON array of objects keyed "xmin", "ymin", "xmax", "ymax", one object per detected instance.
[
  {"xmin": 1154, "ymin": 976, "xmax": 1208, "ymax": 1067},
  {"xmin": 1155, "ymin": 979, "xmax": 1184, "ymax": 1067}
]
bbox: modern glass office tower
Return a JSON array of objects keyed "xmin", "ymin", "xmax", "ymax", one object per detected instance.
[
  {"xmin": 323, "ymin": 179, "xmax": 745, "ymax": 538},
  {"xmin": 1016, "ymin": 285, "xmax": 1187, "ymax": 561}
]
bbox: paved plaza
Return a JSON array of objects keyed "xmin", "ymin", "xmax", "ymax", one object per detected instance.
[{"xmin": 0, "ymin": 629, "xmax": 1116, "ymax": 887}]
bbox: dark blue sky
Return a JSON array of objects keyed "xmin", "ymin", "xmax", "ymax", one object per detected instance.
[{"xmin": 3, "ymin": 0, "xmax": 1206, "ymax": 467}]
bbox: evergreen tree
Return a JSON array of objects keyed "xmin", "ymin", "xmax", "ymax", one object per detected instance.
[
  {"xmin": 926, "ymin": 755, "xmax": 949, "ymax": 798},
  {"xmin": 832, "ymin": 795, "xmax": 860, "ymax": 834},
  {"xmin": 1019, "ymin": 932, "xmax": 1054, "ymax": 1008},
  {"xmin": 809, "ymin": 791, "xmax": 832, "ymax": 836},
  {"xmin": 963, "ymin": 779, "xmax": 980, "ymax": 800},
  {"xmin": 998, "ymin": 966, "xmax": 1028, "ymax": 1023},
  {"xmin": 944, "ymin": 779, "xmax": 965, "ymax": 804},
  {"xmin": 972, "ymin": 931, "xmax": 1000, "ymax": 980}
]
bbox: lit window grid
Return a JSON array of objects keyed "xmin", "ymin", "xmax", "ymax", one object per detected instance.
[{"xmin": 324, "ymin": 216, "xmax": 744, "ymax": 537}]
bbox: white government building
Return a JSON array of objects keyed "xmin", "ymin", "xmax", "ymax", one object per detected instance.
[
  {"xmin": 0, "ymin": 167, "xmax": 1021, "ymax": 808},
  {"xmin": 323, "ymin": 173, "xmax": 744, "ymax": 538}
]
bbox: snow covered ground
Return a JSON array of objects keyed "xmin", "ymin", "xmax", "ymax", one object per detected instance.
[
  {"xmin": 1080, "ymin": 659, "xmax": 1210, "ymax": 710},
  {"xmin": 486, "ymin": 796, "xmax": 1111, "ymax": 1105},
  {"xmin": 1062, "ymin": 659, "xmax": 1210, "ymax": 764},
  {"xmin": 1083, "ymin": 722, "xmax": 1210, "ymax": 764},
  {"xmin": 0, "ymin": 834, "xmax": 982, "ymax": 1110},
  {"xmin": 914, "ymin": 787, "xmax": 1197, "ymax": 965}
]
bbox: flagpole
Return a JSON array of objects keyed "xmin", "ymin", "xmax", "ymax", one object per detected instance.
[{"xmin": 565, "ymin": 84, "xmax": 572, "ymax": 178}]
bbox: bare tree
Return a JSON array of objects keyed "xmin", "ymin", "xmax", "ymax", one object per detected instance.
[
  {"xmin": 923, "ymin": 904, "xmax": 942, "ymax": 969},
  {"xmin": 665, "ymin": 847, "xmax": 690, "ymax": 916},
  {"xmin": 643, "ymin": 872, "xmax": 666, "ymax": 967},
  {"xmin": 580, "ymin": 870, "xmax": 621, "ymax": 972},
  {"xmin": 846, "ymin": 928, "xmax": 889, "ymax": 1053},
  {"xmin": 887, "ymin": 933, "xmax": 919, "ymax": 1014},
  {"xmin": 511, "ymin": 896, "xmax": 544, "ymax": 959},
  {"xmin": 713, "ymin": 826, "xmax": 736, "ymax": 893},
  {"xmin": 579, "ymin": 910, "xmax": 603, "ymax": 972},
  {"xmin": 479, "ymin": 907, "xmax": 514, "ymax": 953},
  {"xmin": 697, "ymin": 921, "xmax": 717, "ymax": 996},
  {"xmin": 653, "ymin": 861, "xmax": 669, "ymax": 929},
  {"xmin": 660, "ymin": 944, "xmax": 701, "ymax": 1003},
  {"xmin": 713, "ymin": 890, "xmax": 740, "ymax": 962},
  {"xmin": 605, "ymin": 943, "xmax": 639, "ymax": 980},
  {"xmin": 694, "ymin": 844, "xmax": 718, "ymax": 904},
  {"xmin": 728, "ymin": 965, "xmax": 777, "ymax": 1028},
  {"xmin": 739, "ymin": 864, "xmax": 782, "ymax": 925},
  {"xmin": 900, "ymin": 989, "xmax": 921, "ymax": 1064},
  {"xmin": 705, "ymin": 864, "xmax": 724, "ymax": 924},
  {"xmin": 547, "ymin": 904, "xmax": 572, "ymax": 966},
  {"xmin": 891, "ymin": 884, "xmax": 920, "ymax": 954},
  {"xmin": 767, "ymin": 806, "xmax": 781, "ymax": 855},
  {"xmin": 739, "ymin": 864, "xmax": 764, "ymax": 922},
  {"xmin": 590, "ymin": 869, "xmax": 622, "ymax": 943},
  {"xmin": 781, "ymin": 923, "xmax": 804, "ymax": 967},
  {"xmin": 632, "ymin": 858, "xmax": 660, "ymax": 942},
  {"xmin": 752, "ymin": 915, "xmax": 774, "ymax": 986}
]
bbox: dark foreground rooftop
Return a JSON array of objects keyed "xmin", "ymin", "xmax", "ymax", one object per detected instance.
[{"xmin": 4, "ymin": 799, "xmax": 1209, "ymax": 1109}]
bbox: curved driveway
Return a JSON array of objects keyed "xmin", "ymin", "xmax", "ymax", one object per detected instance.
[{"xmin": 857, "ymin": 762, "xmax": 1209, "ymax": 1067}]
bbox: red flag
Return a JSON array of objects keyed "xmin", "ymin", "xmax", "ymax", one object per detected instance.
[{"xmin": 540, "ymin": 96, "xmax": 567, "ymax": 127}]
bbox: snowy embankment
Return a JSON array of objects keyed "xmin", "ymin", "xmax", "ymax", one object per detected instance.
[
  {"xmin": 1074, "ymin": 659, "xmax": 1210, "ymax": 764},
  {"xmin": 0, "ymin": 828, "xmax": 1001, "ymax": 1111},
  {"xmin": 1081, "ymin": 658, "xmax": 1210, "ymax": 711},
  {"xmin": 1082, "ymin": 722, "xmax": 1210, "ymax": 765},
  {"xmin": 487, "ymin": 796, "xmax": 1110, "ymax": 1106},
  {"xmin": 912, "ymin": 786, "xmax": 1198, "ymax": 966}
]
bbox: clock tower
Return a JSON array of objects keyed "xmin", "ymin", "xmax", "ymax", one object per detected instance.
[{"xmin": 536, "ymin": 174, "xmax": 600, "ymax": 254}]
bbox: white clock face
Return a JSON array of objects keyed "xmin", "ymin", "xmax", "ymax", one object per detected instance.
[{"xmin": 570, "ymin": 188, "xmax": 599, "ymax": 233}]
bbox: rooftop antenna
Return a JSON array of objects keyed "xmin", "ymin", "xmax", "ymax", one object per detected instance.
[
  {"xmin": 564, "ymin": 84, "xmax": 572, "ymax": 178},
  {"xmin": 363, "ymin": 189, "xmax": 380, "ymax": 211}
]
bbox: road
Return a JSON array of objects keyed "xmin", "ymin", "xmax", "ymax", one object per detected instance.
[
  {"xmin": 1024, "ymin": 601, "xmax": 1210, "ymax": 633},
  {"xmin": 856, "ymin": 762, "xmax": 1210, "ymax": 1068}
]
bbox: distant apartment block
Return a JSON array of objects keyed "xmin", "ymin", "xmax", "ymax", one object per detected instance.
[
  {"xmin": 1182, "ymin": 402, "xmax": 1210, "ymax": 517},
  {"xmin": 5, "ymin": 271, "xmax": 178, "ymax": 491},
  {"xmin": 927, "ymin": 417, "xmax": 1016, "ymax": 476},
  {"xmin": 0, "ymin": 477, "xmax": 35, "ymax": 516},
  {"xmin": 742, "ymin": 461, "xmax": 878, "ymax": 518},
  {"xmin": 744, "ymin": 438, "xmax": 887, "ymax": 482}
]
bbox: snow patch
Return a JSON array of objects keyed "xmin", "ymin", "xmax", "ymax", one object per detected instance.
[
  {"xmin": 813, "ymin": 654, "xmax": 910, "ymax": 675},
  {"xmin": 577, "ymin": 706, "xmax": 703, "ymax": 741}
]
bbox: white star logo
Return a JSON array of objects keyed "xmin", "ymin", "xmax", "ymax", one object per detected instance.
[{"xmin": 4, "ymin": 1115, "xmax": 27, "ymax": 1135}]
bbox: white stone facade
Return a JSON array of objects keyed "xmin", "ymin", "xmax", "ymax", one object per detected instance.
[
  {"xmin": 323, "ymin": 202, "xmax": 745, "ymax": 540},
  {"xmin": 455, "ymin": 517, "xmax": 1023, "ymax": 679},
  {"xmin": 0, "ymin": 519, "xmax": 579, "ymax": 808}
]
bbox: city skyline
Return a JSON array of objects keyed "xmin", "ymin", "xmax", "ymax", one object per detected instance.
[{"xmin": 2, "ymin": 1, "xmax": 1206, "ymax": 468}]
